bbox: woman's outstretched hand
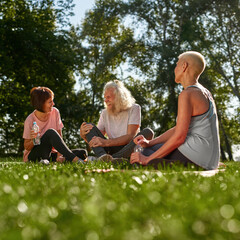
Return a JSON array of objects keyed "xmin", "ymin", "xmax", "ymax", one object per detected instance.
[
  {"xmin": 134, "ymin": 135, "xmax": 150, "ymax": 148},
  {"xmin": 89, "ymin": 136, "xmax": 107, "ymax": 147},
  {"xmin": 80, "ymin": 122, "xmax": 93, "ymax": 140},
  {"xmin": 130, "ymin": 152, "xmax": 149, "ymax": 165}
]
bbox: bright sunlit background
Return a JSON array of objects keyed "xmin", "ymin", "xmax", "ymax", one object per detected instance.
[
  {"xmin": 70, "ymin": 0, "xmax": 95, "ymax": 26},
  {"xmin": 69, "ymin": 0, "xmax": 240, "ymax": 161}
]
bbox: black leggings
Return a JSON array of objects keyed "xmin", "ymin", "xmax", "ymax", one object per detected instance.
[
  {"xmin": 86, "ymin": 125, "xmax": 154, "ymax": 158},
  {"xmin": 141, "ymin": 144, "xmax": 200, "ymax": 169},
  {"xmin": 28, "ymin": 129, "xmax": 87, "ymax": 162}
]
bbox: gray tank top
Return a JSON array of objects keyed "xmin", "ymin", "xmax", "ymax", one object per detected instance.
[{"xmin": 178, "ymin": 84, "xmax": 220, "ymax": 170}]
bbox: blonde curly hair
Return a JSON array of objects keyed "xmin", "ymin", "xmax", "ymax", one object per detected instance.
[{"xmin": 104, "ymin": 80, "xmax": 135, "ymax": 114}]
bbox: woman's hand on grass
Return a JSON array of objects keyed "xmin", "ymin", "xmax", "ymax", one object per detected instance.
[{"xmin": 56, "ymin": 154, "xmax": 65, "ymax": 163}]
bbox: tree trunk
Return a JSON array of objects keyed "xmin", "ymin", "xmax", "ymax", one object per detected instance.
[
  {"xmin": 18, "ymin": 138, "xmax": 24, "ymax": 156},
  {"xmin": 220, "ymin": 145, "xmax": 227, "ymax": 161},
  {"xmin": 219, "ymin": 115, "xmax": 233, "ymax": 161}
]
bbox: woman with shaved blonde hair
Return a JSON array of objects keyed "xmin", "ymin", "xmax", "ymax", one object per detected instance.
[
  {"xmin": 130, "ymin": 51, "xmax": 221, "ymax": 170},
  {"xmin": 80, "ymin": 80, "xmax": 153, "ymax": 161}
]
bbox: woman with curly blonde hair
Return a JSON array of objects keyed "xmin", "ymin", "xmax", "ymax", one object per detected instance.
[
  {"xmin": 80, "ymin": 80, "xmax": 153, "ymax": 160},
  {"xmin": 103, "ymin": 80, "xmax": 136, "ymax": 114}
]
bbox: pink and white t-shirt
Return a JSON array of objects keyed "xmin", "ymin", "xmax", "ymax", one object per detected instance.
[{"xmin": 22, "ymin": 107, "xmax": 64, "ymax": 162}]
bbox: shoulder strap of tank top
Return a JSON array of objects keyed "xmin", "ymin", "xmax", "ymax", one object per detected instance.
[
  {"xmin": 185, "ymin": 84, "xmax": 214, "ymax": 114},
  {"xmin": 185, "ymin": 84, "xmax": 213, "ymax": 101},
  {"xmin": 185, "ymin": 85, "xmax": 200, "ymax": 89}
]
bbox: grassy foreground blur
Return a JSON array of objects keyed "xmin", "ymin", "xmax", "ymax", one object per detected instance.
[{"xmin": 0, "ymin": 157, "xmax": 239, "ymax": 240}]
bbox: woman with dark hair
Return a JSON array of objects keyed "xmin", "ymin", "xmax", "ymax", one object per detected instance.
[{"xmin": 23, "ymin": 86, "xmax": 87, "ymax": 163}]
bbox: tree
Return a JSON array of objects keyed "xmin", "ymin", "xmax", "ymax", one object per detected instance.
[
  {"xmin": 0, "ymin": 0, "xmax": 77, "ymax": 155},
  {"xmin": 76, "ymin": 0, "xmax": 239, "ymax": 159},
  {"xmin": 75, "ymin": 0, "xmax": 138, "ymax": 121},
  {"xmin": 1, "ymin": 0, "xmax": 239, "ymax": 160},
  {"xmin": 183, "ymin": 0, "xmax": 240, "ymax": 158}
]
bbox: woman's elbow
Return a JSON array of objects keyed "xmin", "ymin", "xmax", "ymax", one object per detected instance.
[
  {"xmin": 25, "ymin": 146, "xmax": 32, "ymax": 151},
  {"xmin": 24, "ymin": 142, "xmax": 32, "ymax": 151},
  {"xmin": 175, "ymin": 135, "xmax": 186, "ymax": 146},
  {"xmin": 126, "ymin": 134, "xmax": 135, "ymax": 144}
]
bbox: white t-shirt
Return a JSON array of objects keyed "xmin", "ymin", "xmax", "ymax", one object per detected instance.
[{"xmin": 97, "ymin": 104, "xmax": 141, "ymax": 139}]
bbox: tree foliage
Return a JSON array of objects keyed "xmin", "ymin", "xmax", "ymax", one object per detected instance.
[
  {"xmin": 0, "ymin": 0, "xmax": 78, "ymax": 155},
  {"xmin": 75, "ymin": 0, "xmax": 239, "ymax": 159},
  {"xmin": 0, "ymin": 0, "xmax": 239, "ymax": 160}
]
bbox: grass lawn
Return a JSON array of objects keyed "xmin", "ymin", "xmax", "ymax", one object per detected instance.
[{"xmin": 0, "ymin": 157, "xmax": 239, "ymax": 240}]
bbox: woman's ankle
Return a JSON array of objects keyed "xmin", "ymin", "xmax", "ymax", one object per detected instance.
[{"xmin": 72, "ymin": 156, "xmax": 79, "ymax": 162}]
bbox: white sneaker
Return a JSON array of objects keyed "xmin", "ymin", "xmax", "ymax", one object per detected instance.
[
  {"xmin": 98, "ymin": 154, "xmax": 113, "ymax": 162},
  {"xmin": 39, "ymin": 159, "xmax": 50, "ymax": 165},
  {"xmin": 77, "ymin": 158, "xmax": 86, "ymax": 164},
  {"xmin": 87, "ymin": 156, "xmax": 97, "ymax": 161}
]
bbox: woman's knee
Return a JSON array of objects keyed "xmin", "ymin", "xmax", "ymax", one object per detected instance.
[
  {"xmin": 142, "ymin": 147, "xmax": 154, "ymax": 156},
  {"xmin": 41, "ymin": 129, "xmax": 60, "ymax": 141},
  {"xmin": 44, "ymin": 128, "xmax": 58, "ymax": 137},
  {"xmin": 89, "ymin": 124, "xmax": 98, "ymax": 133},
  {"xmin": 86, "ymin": 124, "xmax": 101, "ymax": 139},
  {"xmin": 140, "ymin": 128, "xmax": 154, "ymax": 140}
]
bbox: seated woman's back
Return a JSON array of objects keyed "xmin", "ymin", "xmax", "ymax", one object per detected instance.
[{"xmin": 186, "ymin": 84, "xmax": 211, "ymax": 117}]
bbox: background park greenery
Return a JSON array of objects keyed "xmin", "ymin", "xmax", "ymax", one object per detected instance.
[
  {"xmin": 0, "ymin": 1, "xmax": 239, "ymax": 239},
  {"xmin": 0, "ymin": 0, "xmax": 239, "ymax": 160}
]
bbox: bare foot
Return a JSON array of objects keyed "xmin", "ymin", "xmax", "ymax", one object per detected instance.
[
  {"xmin": 218, "ymin": 162, "xmax": 226, "ymax": 168},
  {"xmin": 72, "ymin": 156, "xmax": 79, "ymax": 163},
  {"xmin": 56, "ymin": 156, "xmax": 65, "ymax": 163}
]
